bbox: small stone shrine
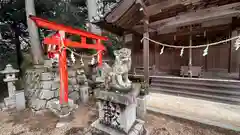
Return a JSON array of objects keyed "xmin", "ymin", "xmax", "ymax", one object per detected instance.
[{"xmin": 90, "ymin": 48, "xmax": 147, "ymax": 135}]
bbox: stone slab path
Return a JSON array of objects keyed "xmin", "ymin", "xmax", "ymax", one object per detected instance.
[{"xmin": 147, "ymin": 92, "xmax": 240, "ymax": 131}]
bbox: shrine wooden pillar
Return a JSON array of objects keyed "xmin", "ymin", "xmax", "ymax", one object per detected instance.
[
  {"xmin": 154, "ymin": 36, "xmax": 158, "ymax": 73},
  {"xmin": 188, "ymin": 26, "xmax": 193, "ymax": 77},
  {"xmin": 143, "ymin": 19, "xmax": 150, "ymax": 85},
  {"xmin": 231, "ymin": 29, "xmax": 239, "ymax": 72},
  {"xmin": 205, "ymin": 30, "xmax": 208, "ymax": 72}
]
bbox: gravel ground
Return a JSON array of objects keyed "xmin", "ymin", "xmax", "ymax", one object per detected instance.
[
  {"xmin": 146, "ymin": 111, "xmax": 240, "ymax": 135},
  {"xmin": 0, "ymin": 102, "xmax": 239, "ymax": 135},
  {"xmin": 0, "ymin": 101, "xmax": 97, "ymax": 135}
]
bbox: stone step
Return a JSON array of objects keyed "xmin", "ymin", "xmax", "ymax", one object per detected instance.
[
  {"xmin": 150, "ymin": 83, "xmax": 240, "ymax": 96},
  {"xmin": 151, "ymin": 76, "xmax": 240, "ymax": 86},
  {"xmin": 150, "ymin": 87, "xmax": 240, "ymax": 103},
  {"xmin": 151, "ymin": 78, "xmax": 240, "ymax": 89}
]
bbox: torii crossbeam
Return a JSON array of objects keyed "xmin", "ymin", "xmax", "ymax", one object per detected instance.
[{"xmin": 30, "ymin": 15, "xmax": 108, "ymax": 105}]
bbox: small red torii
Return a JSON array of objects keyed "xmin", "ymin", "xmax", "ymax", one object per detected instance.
[{"xmin": 30, "ymin": 15, "xmax": 108, "ymax": 105}]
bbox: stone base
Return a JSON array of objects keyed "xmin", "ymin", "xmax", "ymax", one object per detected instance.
[
  {"xmin": 97, "ymin": 92, "xmax": 137, "ymax": 133},
  {"xmin": 80, "ymin": 85, "xmax": 89, "ymax": 103},
  {"xmin": 15, "ymin": 91, "xmax": 26, "ymax": 111},
  {"xmin": 136, "ymin": 95, "xmax": 147, "ymax": 120},
  {"xmin": 56, "ymin": 112, "xmax": 74, "ymax": 128},
  {"xmin": 46, "ymin": 99, "xmax": 78, "ymax": 118},
  {"xmin": 90, "ymin": 119, "xmax": 146, "ymax": 135},
  {"xmin": 4, "ymin": 97, "xmax": 16, "ymax": 109}
]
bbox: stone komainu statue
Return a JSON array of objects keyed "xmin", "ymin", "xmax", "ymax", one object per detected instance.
[{"xmin": 101, "ymin": 48, "xmax": 132, "ymax": 91}]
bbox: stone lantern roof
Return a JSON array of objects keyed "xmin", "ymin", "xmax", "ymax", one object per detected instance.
[{"xmin": 0, "ymin": 64, "xmax": 19, "ymax": 74}]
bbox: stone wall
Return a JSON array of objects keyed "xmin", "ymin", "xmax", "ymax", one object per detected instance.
[{"xmin": 25, "ymin": 66, "xmax": 89, "ymax": 112}]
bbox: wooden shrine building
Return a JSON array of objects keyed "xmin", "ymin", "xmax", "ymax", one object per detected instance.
[{"xmin": 95, "ymin": 0, "xmax": 240, "ymax": 104}]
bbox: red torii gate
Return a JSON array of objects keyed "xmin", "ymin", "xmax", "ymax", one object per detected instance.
[{"xmin": 30, "ymin": 15, "xmax": 108, "ymax": 105}]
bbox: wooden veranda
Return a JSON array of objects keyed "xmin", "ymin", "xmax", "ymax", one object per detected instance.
[{"xmin": 94, "ymin": 0, "xmax": 240, "ymax": 104}]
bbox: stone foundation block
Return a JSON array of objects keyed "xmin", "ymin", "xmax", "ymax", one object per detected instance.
[
  {"xmin": 123, "ymin": 104, "xmax": 137, "ymax": 132},
  {"xmin": 76, "ymin": 69, "xmax": 85, "ymax": 75},
  {"xmin": 40, "ymin": 72, "xmax": 53, "ymax": 81},
  {"xmin": 91, "ymin": 119, "xmax": 146, "ymax": 135},
  {"xmin": 69, "ymin": 78, "xmax": 78, "ymax": 85},
  {"xmin": 46, "ymin": 99, "xmax": 60, "ymax": 111},
  {"xmin": 33, "ymin": 89, "xmax": 41, "ymax": 98},
  {"xmin": 68, "ymin": 86, "xmax": 74, "ymax": 93},
  {"xmin": 54, "ymin": 75, "xmax": 60, "ymax": 82},
  {"xmin": 95, "ymin": 88, "xmax": 142, "ymax": 134},
  {"xmin": 79, "ymin": 86, "xmax": 89, "ymax": 103},
  {"xmin": 136, "ymin": 96, "xmax": 147, "ymax": 120},
  {"xmin": 15, "ymin": 91, "xmax": 26, "ymax": 111},
  {"xmin": 54, "ymin": 91, "xmax": 59, "ymax": 98},
  {"xmin": 30, "ymin": 99, "xmax": 46, "ymax": 111},
  {"xmin": 25, "ymin": 89, "xmax": 35, "ymax": 98},
  {"xmin": 68, "ymin": 70, "xmax": 76, "ymax": 77},
  {"xmin": 72, "ymin": 85, "xmax": 80, "ymax": 91},
  {"xmin": 4, "ymin": 97, "xmax": 16, "ymax": 108},
  {"xmin": 98, "ymin": 100, "xmax": 136, "ymax": 133},
  {"xmin": 69, "ymin": 91, "xmax": 80, "ymax": 102},
  {"xmin": 128, "ymin": 119, "xmax": 146, "ymax": 135},
  {"xmin": 41, "ymin": 81, "xmax": 52, "ymax": 89},
  {"xmin": 52, "ymin": 82, "xmax": 60, "ymax": 90},
  {"xmin": 44, "ymin": 60, "xmax": 52, "ymax": 68},
  {"xmin": 39, "ymin": 90, "xmax": 55, "ymax": 100},
  {"xmin": 76, "ymin": 75, "xmax": 87, "ymax": 84}
]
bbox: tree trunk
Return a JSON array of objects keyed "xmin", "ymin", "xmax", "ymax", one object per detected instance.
[
  {"xmin": 86, "ymin": 0, "xmax": 102, "ymax": 35},
  {"xmin": 86, "ymin": 0, "xmax": 103, "ymax": 61},
  {"xmin": 25, "ymin": 0, "xmax": 44, "ymax": 65},
  {"xmin": 11, "ymin": 23, "xmax": 23, "ymax": 75}
]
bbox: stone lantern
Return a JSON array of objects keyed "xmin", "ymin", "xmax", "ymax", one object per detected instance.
[
  {"xmin": 0, "ymin": 64, "xmax": 20, "ymax": 109},
  {"xmin": 0, "ymin": 64, "xmax": 19, "ymax": 98}
]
